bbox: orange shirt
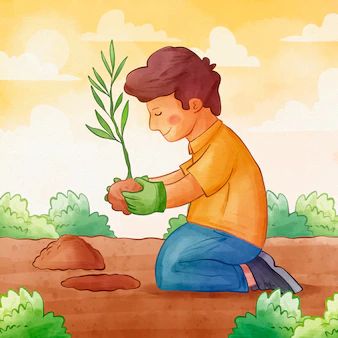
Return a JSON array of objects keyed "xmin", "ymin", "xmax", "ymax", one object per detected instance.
[{"xmin": 180, "ymin": 119, "xmax": 267, "ymax": 248}]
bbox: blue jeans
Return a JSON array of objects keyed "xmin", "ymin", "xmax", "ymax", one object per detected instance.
[{"xmin": 155, "ymin": 222, "xmax": 261, "ymax": 292}]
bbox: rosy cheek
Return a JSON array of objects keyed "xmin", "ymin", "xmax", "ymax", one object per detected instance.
[{"xmin": 168, "ymin": 115, "xmax": 181, "ymax": 125}]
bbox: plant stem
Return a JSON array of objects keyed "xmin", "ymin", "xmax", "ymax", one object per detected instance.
[
  {"xmin": 121, "ymin": 140, "xmax": 132, "ymax": 179},
  {"xmin": 109, "ymin": 84, "xmax": 133, "ymax": 179}
]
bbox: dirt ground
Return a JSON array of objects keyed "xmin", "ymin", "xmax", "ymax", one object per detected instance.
[{"xmin": 0, "ymin": 236, "xmax": 337, "ymax": 338}]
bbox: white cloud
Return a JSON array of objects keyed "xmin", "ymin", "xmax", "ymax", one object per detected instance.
[
  {"xmin": 82, "ymin": 9, "xmax": 180, "ymax": 42},
  {"xmin": 192, "ymin": 26, "xmax": 260, "ymax": 67},
  {"xmin": 0, "ymin": 29, "xmax": 78, "ymax": 81},
  {"xmin": 282, "ymin": 13, "xmax": 338, "ymax": 42},
  {"xmin": 251, "ymin": 68, "xmax": 338, "ymax": 132},
  {"xmin": 26, "ymin": 29, "xmax": 70, "ymax": 69},
  {"xmin": 0, "ymin": 52, "xmax": 78, "ymax": 81},
  {"xmin": 0, "ymin": 103, "xmax": 187, "ymax": 238}
]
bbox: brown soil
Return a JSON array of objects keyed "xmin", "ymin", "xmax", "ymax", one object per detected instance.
[
  {"xmin": 33, "ymin": 235, "xmax": 105, "ymax": 270},
  {"xmin": 107, "ymin": 178, "xmax": 143, "ymax": 214},
  {"xmin": 61, "ymin": 274, "xmax": 141, "ymax": 291},
  {"xmin": 1, "ymin": 236, "xmax": 337, "ymax": 338}
]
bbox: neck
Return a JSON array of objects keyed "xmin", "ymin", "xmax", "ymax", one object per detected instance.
[{"xmin": 186, "ymin": 109, "xmax": 218, "ymax": 142}]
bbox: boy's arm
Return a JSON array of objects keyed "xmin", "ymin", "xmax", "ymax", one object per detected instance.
[
  {"xmin": 165, "ymin": 174, "xmax": 204, "ymax": 208},
  {"xmin": 149, "ymin": 169, "xmax": 185, "ymax": 185},
  {"xmin": 122, "ymin": 173, "xmax": 204, "ymax": 215},
  {"xmin": 149, "ymin": 157, "xmax": 192, "ymax": 184}
]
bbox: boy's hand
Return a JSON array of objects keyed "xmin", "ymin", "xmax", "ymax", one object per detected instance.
[
  {"xmin": 105, "ymin": 177, "xmax": 144, "ymax": 215},
  {"xmin": 105, "ymin": 175, "xmax": 149, "ymax": 198},
  {"xmin": 106, "ymin": 178, "xmax": 130, "ymax": 215},
  {"xmin": 122, "ymin": 177, "xmax": 166, "ymax": 215},
  {"xmin": 105, "ymin": 177, "xmax": 122, "ymax": 199}
]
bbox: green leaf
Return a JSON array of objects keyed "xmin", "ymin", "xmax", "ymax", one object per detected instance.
[
  {"xmin": 121, "ymin": 100, "xmax": 129, "ymax": 135},
  {"xmin": 114, "ymin": 93, "xmax": 123, "ymax": 113},
  {"xmin": 91, "ymin": 86, "xmax": 106, "ymax": 111},
  {"xmin": 101, "ymin": 51, "xmax": 112, "ymax": 76},
  {"xmin": 109, "ymin": 40, "xmax": 115, "ymax": 76},
  {"xmin": 86, "ymin": 125, "xmax": 113, "ymax": 140},
  {"xmin": 113, "ymin": 56, "xmax": 127, "ymax": 84},
  {"xmin": 88, "ymin": 76, "xmax": 107, "ymax": 95},
  {"xmin": 92, "ymin": 67, "xmax": 108, "ymax": 92},
  {"xmin": 95, "ymin": 110, "xmax": 116, "ymax": 140}
]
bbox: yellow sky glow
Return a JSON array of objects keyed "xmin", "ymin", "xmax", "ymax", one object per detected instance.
[{"xmin": 0, "ymin": 0, "xmax": 338, "ymax": 128}]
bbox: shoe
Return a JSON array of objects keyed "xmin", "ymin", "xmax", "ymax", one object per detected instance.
[{"xmin": 247, "ymin": 251, "xmax": 302, "ymax": 293}]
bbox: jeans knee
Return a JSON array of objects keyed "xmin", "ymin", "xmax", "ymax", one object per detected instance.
[
  {"xmin": 155, "ymin": 248, "xmax": 176, "ymax": 290},
  {"xmin": 155, "ymin": 258, "xmax": 170, "ymax": 290},
  {"xmin": 154, "ymin": 225, "xmax": 190, "ymax": 290}
]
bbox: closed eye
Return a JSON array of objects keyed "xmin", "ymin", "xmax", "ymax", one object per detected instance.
[{"xmin": 155, "ymin": 112, "xmax": 162, "ymax": 116}]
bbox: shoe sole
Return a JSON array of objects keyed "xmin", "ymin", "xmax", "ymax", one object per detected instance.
[{"xmin": 259, "ymin": 251, "xmax": 303, "ymax": 293}]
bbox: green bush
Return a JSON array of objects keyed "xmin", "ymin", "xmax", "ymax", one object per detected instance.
[
  {"xmin": 0, "ymin": 193, "xmax": 30, "ymax": 221},
  {"xmin": 0, "ymin": 191, "xmax": 115, "ymax": 239},
  {"xmin": 0, "ymin": 193, "xmax": 58, "ymax": 239},
  {"xmin": 289, "ymin": 292, "xmax": 338, "ymax": 338},
  {"xmin": 163, "ymin": 214, "xmax": 187, "ymax": 239},
  {"xmin": 295, "ymin": 192, "xmax": 338, "ymax": 236},
  {"xmin": 230, "ymin": 290, "xmax": 338, "ymax": 338},
  {"xmin": 230, "ymin": 289, "xmax": 303, "ymax": 338},
  {"xmin": 0, "ymin": 287, "xmax": 70, "ymax": 337},
  {"xmin": 46, "ymin": 190, "xmax": 115, "ymax": 237},
  {"xmin": 267, "ymin": 191, "xmax": 312, "ymax": 238}
]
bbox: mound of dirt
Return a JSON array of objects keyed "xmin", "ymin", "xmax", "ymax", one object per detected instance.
[
  {"xmin": 61, "ymin": 274, "xmax": 141, "ymax": 291},
  {"xmin": 107, "ymin": 178, "xmax": 143, "ymax": 215},
  {"xmin": 33, "ymin": 235, "xmax": 105, "ymax": 270}
]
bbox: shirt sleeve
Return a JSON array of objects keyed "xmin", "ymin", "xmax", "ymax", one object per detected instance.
[
  {"xmin": 186, "ymin": 144, "xmax": 237, "ymax": 196},
  {"xmin": 179, "ymin": 158, "xmax": 193, "ymax": 175}
]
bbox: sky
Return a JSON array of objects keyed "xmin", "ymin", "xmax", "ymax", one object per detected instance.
[{"xmin": 0, "ymin": 0, "xmax": 337, "ymax": 238}]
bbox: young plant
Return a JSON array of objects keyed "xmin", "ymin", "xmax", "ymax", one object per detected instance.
[{"xmin": 86, "ymin": 40, "xmax": 132, "ymax": 179}]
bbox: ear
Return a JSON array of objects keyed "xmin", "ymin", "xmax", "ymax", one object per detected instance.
[{"xmin": 188, "ymin": 98, "xmax": 203, "ymax": 113}]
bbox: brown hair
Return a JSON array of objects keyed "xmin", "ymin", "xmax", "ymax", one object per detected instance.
[{"xmin": 124, "ymin": 46, "xmax": 221, "ymax": 116}]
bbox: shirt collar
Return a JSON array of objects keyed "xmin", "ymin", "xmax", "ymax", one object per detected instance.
[{"xmin": 188, "ymin": 119, "xmax": 222, "ymax": 154}]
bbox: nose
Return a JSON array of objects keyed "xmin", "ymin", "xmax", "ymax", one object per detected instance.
[{"xmin": 149, "ymin": 116, "xmax": 159, "ymax": 131}]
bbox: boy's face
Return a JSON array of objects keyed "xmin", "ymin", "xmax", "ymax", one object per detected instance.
[{"xmin": 146, "ymin": 93, "xmax": 198, "ymax": 142}]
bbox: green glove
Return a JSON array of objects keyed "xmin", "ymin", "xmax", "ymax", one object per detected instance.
[{"xmin": 122, "ymin": 177, "xmax": 166, "ymax": 215}]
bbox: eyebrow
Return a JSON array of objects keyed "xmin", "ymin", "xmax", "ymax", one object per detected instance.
[{"xmin": 152, "ymin": 107, "xmax": 160, "ymax": 111}]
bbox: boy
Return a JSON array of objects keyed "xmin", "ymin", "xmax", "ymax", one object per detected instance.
[{"xmin": 107, "ymin": 46, "xmax": 302, "ymax": 293}]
